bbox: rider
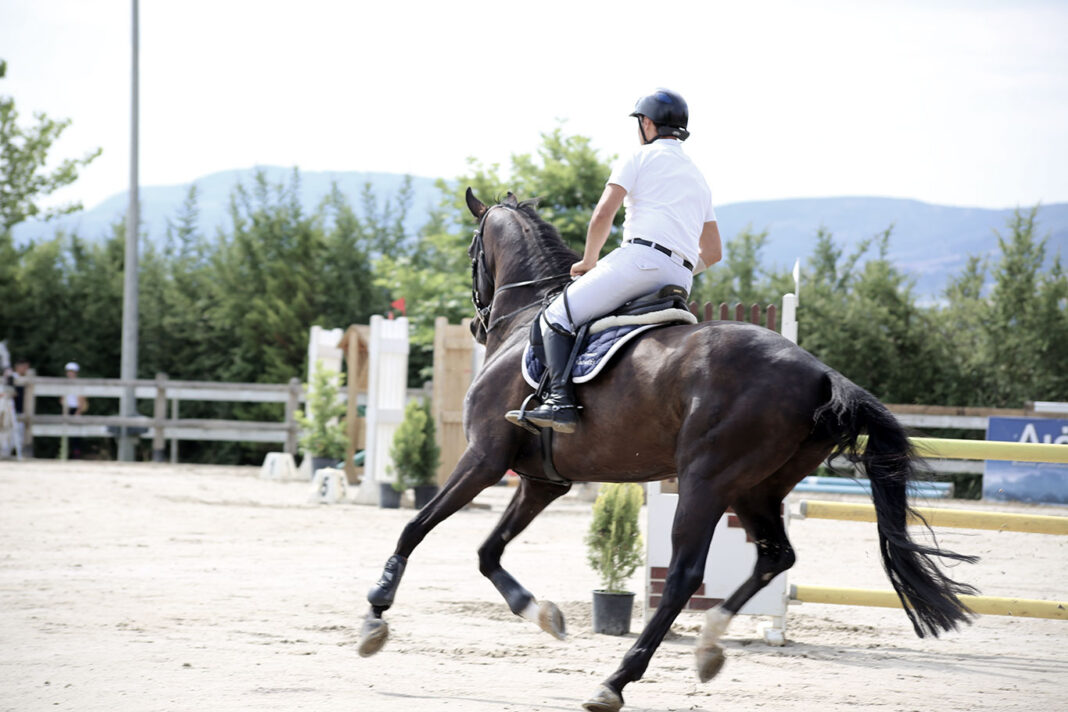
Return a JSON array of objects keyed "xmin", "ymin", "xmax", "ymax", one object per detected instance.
[{"xmin": 508, "ymin": 88, "xmax": 722, "ymax": 433}]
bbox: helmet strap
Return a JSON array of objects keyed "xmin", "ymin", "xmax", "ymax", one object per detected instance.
[{"xmin": 637, "ymin": 116, "xmax": 658, "ymax": 145}]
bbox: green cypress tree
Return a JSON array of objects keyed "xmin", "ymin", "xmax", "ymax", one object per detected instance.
[
  {"xmin": 388, "ymin": 399, "xmax": 440, "ymax": 492},
  {"xmin": 585, "ymin": 483, "xmax": 644, "ymax": 593}
]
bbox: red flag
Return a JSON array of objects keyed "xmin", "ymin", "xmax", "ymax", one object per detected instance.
[{"xmin": 390, "ymin": 297, "xmax": 407, "ymax": 315}]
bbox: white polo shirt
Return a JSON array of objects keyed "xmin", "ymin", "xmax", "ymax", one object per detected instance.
[{"xmin": 607, "ymin": 139, "xmax": 716, "ymax": 266}]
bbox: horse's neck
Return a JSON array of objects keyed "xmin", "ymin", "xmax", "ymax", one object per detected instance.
[
  {"xmin": 484, "ymin": 315, "xmax": 533, "ymax": 360},
  {"xmin": 484, "ymin": 212, "xmax": 573, "ymax": 351},
  {"xmin": 483, "ymin": 259, "xmax": 548, "ymax": 354}
]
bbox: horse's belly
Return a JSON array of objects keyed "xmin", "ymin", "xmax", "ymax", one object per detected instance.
[{"xmin": 550, "ymin": 382, "xmax": 681, "ymax": 480}]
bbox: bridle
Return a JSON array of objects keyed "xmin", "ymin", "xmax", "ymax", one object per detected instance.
[{"xmin": 469, "ymin": 206, "xmax": 571, "ymax": 336}]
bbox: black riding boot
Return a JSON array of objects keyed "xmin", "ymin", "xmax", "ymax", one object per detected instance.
[{"xmin": 507, "ymin": 325, "xmax": 579, "ymax": 433}]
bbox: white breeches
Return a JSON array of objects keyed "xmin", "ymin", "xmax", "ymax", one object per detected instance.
[{"xmin": 543, "ymin": 241, "xmax": 694, "ymax": 333}]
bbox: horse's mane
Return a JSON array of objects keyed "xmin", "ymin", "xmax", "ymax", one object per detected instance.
[{"xmin": 502, "ymin": 196, "xmax": 579, "ymax": 282}]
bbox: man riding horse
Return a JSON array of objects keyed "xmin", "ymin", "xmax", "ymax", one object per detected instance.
[
  {"xmin": 507, "ymin": 89, "xmax": 724, "ymax": 433},
  {"xmin": 360, "ymin": 89, "xmax": 975, "ymax": 712}
]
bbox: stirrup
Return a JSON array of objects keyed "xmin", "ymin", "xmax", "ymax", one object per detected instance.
[
  {"xmin": 505, "ymin": 392, "xmax": 543, "ymax": 434},
  {"xmin": 525, "ymin": 400, "xmax": 581, "ymax": 434}
]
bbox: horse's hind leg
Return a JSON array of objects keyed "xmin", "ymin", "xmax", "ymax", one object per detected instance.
[
  {"xmin": 691, "ymin": 492, "xmax": 794, "ymax": 679},
  {"xmin": 584, "ymin": 467, "xmax": 727, "ymax": 712},
  {"xmin": 478, "ymin": 477, "xmax": 572, "ymax": 639},
  {"xmin": 358, "ymin": 448, "xmax": 505, "ymax": 657},
  {"xmin": 694, "ymin": 442, "xmax": 830, "ymax": 677}
]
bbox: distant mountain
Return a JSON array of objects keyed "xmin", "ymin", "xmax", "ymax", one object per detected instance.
[
  {"xmin": 716, "ymin": 197, "xmax": 1068, "ymax": 297},
  {"xmin": 12, "ymin": 168, "xmax": 1068, "ymax": 299},
  {"xmin": 11, "ymin": 167, "xmax": 442, "ymax": 248}
]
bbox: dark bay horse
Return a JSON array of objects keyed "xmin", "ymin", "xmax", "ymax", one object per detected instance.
[{"xmin": 358, "ymin": 189, "xmax": 975, "ymax": 712}]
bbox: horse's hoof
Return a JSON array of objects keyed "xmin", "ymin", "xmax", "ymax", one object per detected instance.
[
  {"xmin": 582, "ymin": 684, "xmax": 623, "ymax": 712},
  {"xmin": 538, "ymin": 600, "xmax": 567, "ymax": 640},
  {"xmin": 357, "ymin": 616, "xmax": 389, "ymax": 658},
  {"xmin": 695, "ymin": 642, "xmax": 726, "ymax": 682}
]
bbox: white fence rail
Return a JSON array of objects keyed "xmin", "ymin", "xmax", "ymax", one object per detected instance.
[{"xmin": 5, "ymin": 374, "xmax": 425, "ymax": 461}]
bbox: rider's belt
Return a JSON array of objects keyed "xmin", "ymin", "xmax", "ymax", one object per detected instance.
[{"xmin": 626, "ymin": 238, "xmax": 694, "ymax": 271}]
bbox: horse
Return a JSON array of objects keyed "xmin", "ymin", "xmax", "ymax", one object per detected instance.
[{"xmin": 357, "ymin": 189, "xmax": 976, "ymax": 712}]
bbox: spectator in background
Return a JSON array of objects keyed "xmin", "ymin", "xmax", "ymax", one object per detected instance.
[
  {"xmin": 9, "ymin": 356, "xmax": 30, "ymax": 415},
  {"xmin": 61, "ymin": 361, "xmax": 88, "ymax": 458},
  {"xmin": 2, "ymin": 357, "xmax": 31, "ymax": 458}
]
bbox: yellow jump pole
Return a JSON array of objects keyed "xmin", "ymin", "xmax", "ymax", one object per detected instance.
[
  {"xmin": 854, "ymin": 434, "xmax": 1068, "ymax": 463},
  {"xmin": 799, "ymin": 500, "xmax": 1068, "ymax": 535},
  {"xmin": 790, "ymin": 584, "xmax": 1068, "ymax": 620},
  {"xmin": 911, "ymin": 437, "xmax": 1068, "ymax": 463}
]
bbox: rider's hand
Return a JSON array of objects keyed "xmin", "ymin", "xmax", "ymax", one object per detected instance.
[{"xmin": 570, "ymin": 258, "xmax": 597, "ymax": 277}]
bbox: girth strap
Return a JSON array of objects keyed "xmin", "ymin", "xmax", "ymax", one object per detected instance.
[{"xmin": 539, "ymin": 428, "xmax": 570, "ymax": 485}]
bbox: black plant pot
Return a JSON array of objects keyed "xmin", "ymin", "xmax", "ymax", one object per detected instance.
[
  {"xmin": 592, "ymin": 590, "xmax": 635, "ymax": 636},
  {"xmin": 311, "ymin": 456, "xmax": 336, "ymax": 478},
  {"xmin": 379, "ymin": 483, "xmax": 402, "ymax": 509},
  {"xmin": 413, "ymin": 484, "xmax": 440, "ymax": 509}
]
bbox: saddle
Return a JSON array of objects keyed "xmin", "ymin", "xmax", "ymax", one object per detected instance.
[
  {"xmin": 522, "ymin": 284, "xmax": 695, "ymax": 388},
  {"xmin": 512, "ymin": 284, "xmax": 695, "ymax": 485}
]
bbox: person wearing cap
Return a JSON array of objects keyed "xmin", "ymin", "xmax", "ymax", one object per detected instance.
[
  {"xmin": 60, "ymin": 362, "xmax": 88, "ymax": 458},
  {"xmin": 508, "ymin": 88, "xmax": 722, "ymax": 434}
]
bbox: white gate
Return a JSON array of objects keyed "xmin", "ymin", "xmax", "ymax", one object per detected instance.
[{"xmin": 353, "ymin": 316, "xmax": 410, "ymax": 504}]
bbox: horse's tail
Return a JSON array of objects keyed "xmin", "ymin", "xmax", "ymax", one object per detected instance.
[{"xmin": 813, "ymin": 369, "xmax": 977, "ymax": 637}]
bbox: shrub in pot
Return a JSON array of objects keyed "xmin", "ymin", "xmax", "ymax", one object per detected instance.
[
  {"xmin": 295, "ymin": 362, "xmax": 347, "ymax": 477},
  {"xmin": 585, "ymin": 482, "xmax": 644, "ymax": 635},
  {"xmin": 388, "ymin": 399, "xmax": 441, "ymax": 509}
]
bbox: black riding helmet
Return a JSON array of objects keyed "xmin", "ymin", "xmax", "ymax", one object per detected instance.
[{"xmin": 630, "ymin": 89, "xmax": 690, "ymax": 142}]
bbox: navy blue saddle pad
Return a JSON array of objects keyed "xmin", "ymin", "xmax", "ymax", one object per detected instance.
[{"xmin": 522, "ymin": 305, "xmax": 696, "ymax": 387}]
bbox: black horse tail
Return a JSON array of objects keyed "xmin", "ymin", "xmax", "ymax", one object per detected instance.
[{"xmin": 813, "ymin": 369, "xmax": 978, "ymax": 637}]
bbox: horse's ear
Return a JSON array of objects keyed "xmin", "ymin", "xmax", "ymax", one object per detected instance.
[
  {"xmin": 502, "ymin": 192, "xmax": 519, "ymax": 208},
  {"xmin": 465, "ymin": 187, "xmax": 487, "ymax": 219},
  {"xmin": 519, "ymin": 196, "xmax": 542, "ymax": 210}
]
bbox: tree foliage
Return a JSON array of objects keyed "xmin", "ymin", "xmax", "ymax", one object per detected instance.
[
  {"xmin": 0, "ymin": 60, "xmax": 101, "ymax": 234},
  {"xmin": 798, "ymin": 227, "xmax": 949, "ymax": 402},
  {"xmin": 1, "ymin": 167, "xmax": 395, "ymax": 461},
  {"xmin": 295, "ymin": 361, "xmax": 348, "ymax": 459},
  {"xmin": 929, "ymin": 207, "xmax": 1068, "ymax": 406},
  {"xmin": 586, "ymin": 483, "xmax": 644, "ymax": 593},
  {"xmin": 388, "ymin": 398, "xmax": 440, "ymax": 492}
]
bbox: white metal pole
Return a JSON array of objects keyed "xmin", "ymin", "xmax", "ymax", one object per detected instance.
[
  {"xmin": 782, "ymin": 293, "xmax": 798, "ymax": 344},
  {"xmin": 118, "ymin": 0, "xmax": 140, "ymax": 461}
]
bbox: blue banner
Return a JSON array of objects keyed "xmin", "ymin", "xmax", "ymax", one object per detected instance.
[{"xmin": 983, "ymin": 416, "xmax": 1068, "ymax": 504}]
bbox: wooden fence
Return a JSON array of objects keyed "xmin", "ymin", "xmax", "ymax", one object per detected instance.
[
  {"xmin": 7, "ymin": 374, "xmax": 424, "ymax": 462},
  {"xmin": 689, "ymin": 300, "xmax": 778, "ymax": 332}
]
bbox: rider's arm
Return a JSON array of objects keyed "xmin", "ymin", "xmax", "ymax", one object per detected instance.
[
  {"xmin": 572, "ymin": 183, "xmax": 627, "ymax": 276},
  {"xmin": 694, "ymin": 220, "xmax": 722, "ymax": 274}
]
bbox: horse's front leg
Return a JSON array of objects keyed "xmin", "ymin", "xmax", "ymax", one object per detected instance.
[
  {"xmin": 478, "ymin": 476, "xmax": 572, "ymax": 639},
  {"xmin": 358, "ymin": 447, "xmax": 504, "ymax": 657},
  {"xmin": 584, "ymin": 475, "xmax": 725, "ymax": 712}
]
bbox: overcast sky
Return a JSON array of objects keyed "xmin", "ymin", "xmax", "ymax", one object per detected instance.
[{"xmin": 3, "ymin": 0, "xmax": 1067, "ymax": 212}]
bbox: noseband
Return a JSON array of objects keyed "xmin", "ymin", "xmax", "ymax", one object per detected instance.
[{"xmin": 469, "ymin": 206, "xmax": 570, "ymax": 335}]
